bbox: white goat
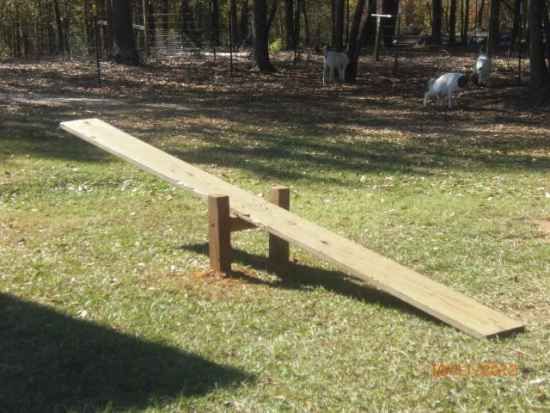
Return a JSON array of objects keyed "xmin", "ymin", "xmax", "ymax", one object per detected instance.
[
  {"xmin": 473, "ymin": 53, "xmax": 491, "ymax": 86},
  {"xmin": 423, "ymin": 72, "xmax": 467, "ymax": 109},
  {"xmin": 323, "ymin": 49, "xmax": 349, "ymax": 85}
]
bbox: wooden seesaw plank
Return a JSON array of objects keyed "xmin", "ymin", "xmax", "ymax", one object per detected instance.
[{"xmin": 60, "ymin": 118, "xmax": 524, "ymax": 338}]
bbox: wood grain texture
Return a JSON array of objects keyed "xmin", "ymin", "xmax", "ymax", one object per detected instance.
[
  {"xmin": 60, "ymin": 119, "xmax": 525, "ymax": 338},
  {"xmin": 268, "ymin": 186, "xmax": 290, "ymax": 276},
  {"xmin": 208, "ymin": 195, "xmax": 232, "ymax": 273}
]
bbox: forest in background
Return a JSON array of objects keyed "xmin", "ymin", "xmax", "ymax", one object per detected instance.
[{"xmin": 0, "ymin": 0, "xmax": 548, "ymax": 101}]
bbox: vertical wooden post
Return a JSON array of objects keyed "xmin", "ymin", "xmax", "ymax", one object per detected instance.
[
  {"xmin": 208, "ymin": 195, "xmax": 231, "ymax": 273},
  {"xmin": 268, "ymin": 186, "xmax": 290, "ymax": 276}
]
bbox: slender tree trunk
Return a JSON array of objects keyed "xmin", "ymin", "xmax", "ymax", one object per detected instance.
[
  {"xmin": 543, "ymin": 2, "xmax": 550, "ymax": 63},
  {"xmin": 240, "ymin": 0, "xmax": 250, "ymax": 45},
  {"xmin": 477, "ymin": 0, "xmax": 485, "ymax": 28},
  {"xmin": 148, "ymin": 1, "xmax": 156, "ymax": 47},
  {"xmin": 103, "ymin": 0, "xmax": 113, "ymax": 57},
  {"xmin": 294, "ymin": 0, "xmax": 301, "ymax": 49},
  {"xmin": 333, "ymin": 0, "xmax": 345, "ymax": 49},
  {"xmin": 528, "ymin": 0, "xmax": 549, "ymax": 99},
  {"xmin": 285, "ymin": 0, "xmax": 295, "ymax": 49},
  {"xmin": 487, "ymin": 0, "xmax": 499, "ymax": 56},
  {"xmin": 63, "ymin": 0, "xmax": 71, "ymax": 56},
  {"xmin": 230, "ymin": 0, "xmax": 239, "ymax": 47},
  {"xmin": 211, "ymin": 0, "xmax": 220, "ymax": 46},
  {"xmin": 449, "ymin": 0, "xmax": 457, "ymax": 44},
  {"xmin": 302, "ymin": 0, "xmax": 310, "ymax": 46},
  {"xmin": 254, "ymin": 0, "xmax": 276, "ymax": 71},
  {"xmin": 462, "ymin": 0, "xmax": 469, "ymax": 45},
  {"xmin": 382, "ymin": 0, "xmax": 398, "ymax": 47},
  {"xmin": 511, "ymin": 0, "xmax": 521, "ymax": 48},
  {"xmin": 53, "ymin": 0, "xmax": 65, "ymax": 54},
  {"xmin": 346, "ymin": 0, "xmax": 370, "ymax": 81},
  {"xmin": 432, "ymin": 0, "xmax": 443, "ymax": 44},
  {"xmin": 111, "ymin": 0, "xmax": 140, "ymax": 65}
]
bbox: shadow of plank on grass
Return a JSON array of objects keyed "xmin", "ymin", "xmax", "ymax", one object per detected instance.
[
  {"xmin": 180, "ymin": 243, "xmax": 440, "ymax": 325},
  {"xmin": 0, "ymin": 293, "xmax": 253, "ymax": 412}
]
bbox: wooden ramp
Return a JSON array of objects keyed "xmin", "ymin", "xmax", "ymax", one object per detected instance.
[{"xmin": 60, "ymin": 119, "xmax": 524, "ymax": 338}]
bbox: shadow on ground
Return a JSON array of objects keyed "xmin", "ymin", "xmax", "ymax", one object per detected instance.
[
  {"xmin": 0, "ymin": 293, "xmax": 253, "ymax": 412},
  {"xmin": 179, "ymin": 243, "xmax": 439, "ymax": 325}
]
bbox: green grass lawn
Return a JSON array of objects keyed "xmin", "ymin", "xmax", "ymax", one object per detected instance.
[{"xmin": 1, "ymin": 56, "xmax": 549, "ymax": 412}]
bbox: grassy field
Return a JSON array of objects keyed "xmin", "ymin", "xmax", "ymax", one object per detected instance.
[{"xmin": 1, "ymin": 52, "xmax": 549, "ymax": 412}]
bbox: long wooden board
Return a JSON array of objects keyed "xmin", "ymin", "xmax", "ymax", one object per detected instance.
[{"xmin": 60, "ymin": 118, "xmax": 524, "ymax": 338}]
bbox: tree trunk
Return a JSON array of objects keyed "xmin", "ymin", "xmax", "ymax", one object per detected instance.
[
  {"xmin": 487, "ymin": 0, "xmax": 499, "ymax": 56},
  {"xmin": 477, "ymin": 0, "xmax": 485, "ymax": 28},
  {"xmin": 462, "ymin": 0, "xmax": 469, "ymax": 45},
  {"xmin": 511, "ymin": 0, "xmax": 521, "ymax": 48},
  {"xmin": 346, "ymin": 0, "xmax": 370, "ymax": 81},
  {"xmin": 111, "ymin": 0, "xmax": 140, "ymax": 65},
  {"xmin": 302, "ymin": 0, "xmax": 310, "ymax": 46},
  {"xmin": 543, "ymin": 2, "xmax": 550, "ymax": 64},
  {"xmin": 294, "ymin": 0, "xmax": 301, "ymax": 49},
  {"xmin": 211, "ymin": 0, "xmax": 220, "ymax": 46},
  {"xmin": 230, "ymin": 0, "xmax": 240, "ymax": 47},
  {"xmin": 449, "ymin": 0, "xmax": 457, "ymax": 44},
  {"xmin": 240, "ymin": 0, "xmax": 250, "ymax": 45},
  {"xmin": 285, "ymin": 0, "xmax": 295, "ymax": 49},
  {"xmin": 528, "ymin": 0, "xmax": 549, "ymax": 100},
  {"xmin": 382, "ymin": 0, "xmax": 398, "ymax": 47},
  {"xmin": 63, "ymin": 0, "xmax": 71, "ymax": 56},
  {"xmin": 432, "ymin": 0, "xmax": 443, "ymax": 45},
  {"xmin": 254, "ymin": 0, "xmax": 276, "ymax": 71},
  {"xmin": 53, "ymin": 0, "xmax": 65, "ymax": 54},
  {"xmin": 333, "ymin": 0, "xmax": 345, "ymax": 49}
]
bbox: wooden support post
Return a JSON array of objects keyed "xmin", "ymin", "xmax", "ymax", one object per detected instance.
[
  {"xmin": 208, "ymin": 195, "xmax": 232, "ymax": 273},
  {"xmin": 268, "ymin": 186, "xmax": 290, "ymax": 276}
]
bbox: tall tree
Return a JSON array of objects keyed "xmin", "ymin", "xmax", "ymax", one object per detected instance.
[
  {"xmin": 528, "ymin": 0, "xmax": 550, "ymax": 101},
  {"xmin": 486, "ymin": 0, "xmax": 500, "ymax": 56},
  {"xmin": 253, "ymin": 0, "xmax": 276, "ymax": 71},
  {"xmin": 239, "ymin": 0, "xmax": 250, "ymax": 45},
  {"xmin": 333, "ymin": 0, "xmax": 345, "ymax": 49},
  {"xmin": 285, "ymin": 0, "xmax": 295, "ymax": 49},
  {"xmin": 111, "ymin": 0, "xmax": 139, "ymax": 65},
  {"xmin": 432, "ymin": 0, "xmax": 442, "ymax": 45},
  {"xmin": 449, "ymin": 0, "xmax": 457, "ymax": 44},
  {"xmin": 461, "ymin": 0, "xmax": 469, "ymax": 45},
  {"xmin": 346, "ymin": 0, "xmax": 370, "ymax": 81},
  {"xmin": 211, "ymin": 0, "xmax": 221, "ymax": 46},
  {"xmin": 53, "ymin": 0, "xmax": 65, "ymax": 54},
  {"xmin": 382, "ymin": 0, "xmax": 398, "ymax": 47},
  {"xmin": 229, "ymin": 0, "xmax": 239, "ymax": 47},
  {"xmin": 510, "ymin": 0, "xmax": 522, "ymax": 48}
]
